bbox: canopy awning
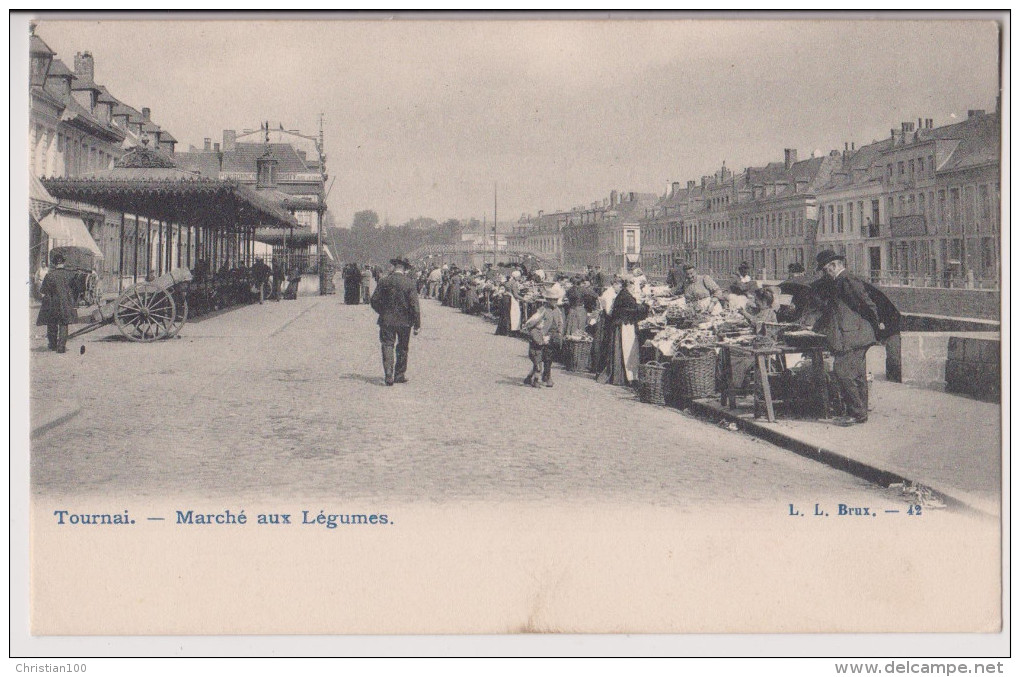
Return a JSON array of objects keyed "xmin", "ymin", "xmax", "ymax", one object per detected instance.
[
  {"xmin": 41, "ymin": 175, "xmax": 301, "ymax": 232},
  {"xmin": 30, "ymin": 174, "xmax": 58, "ymax": 222},
  {"xmin": 38, "ymin": 212, "xmax": 104, "ymax": 259},
  {"xmin": 254, "ymin": 227, "xmax": 318, "ymax": 246}
]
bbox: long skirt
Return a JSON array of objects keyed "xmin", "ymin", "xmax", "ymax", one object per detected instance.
[
  {"xmin": 591, "ymin": 313, "xmax": 610, "ymax": 373},
  {"xmin": 564, "ymin": 304, "xmax": 588, "ymax": 336},
  {"xmin": 599, "ymin": 322, "xmax": 639, "ymax": 386},
  {"xmin": 508, "ymin": 297, "xmax": 522, "ymax": 332},
  {"xmin": 344, "ymin": 279, "xmax": 360, "ymax": 304}
]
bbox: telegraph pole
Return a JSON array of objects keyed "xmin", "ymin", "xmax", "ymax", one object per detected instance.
[{"xmin": 493, "ymin": 182, "xmax": 498, "ymax": 268}]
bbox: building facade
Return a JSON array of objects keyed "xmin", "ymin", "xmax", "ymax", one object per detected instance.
[
  {"xmin": 29, "ymin": 26, "xmax": 178, "ymax": 292},
  {"xmin": 176, "ymin": 127, "xmax": 327, "ymax": 264}
]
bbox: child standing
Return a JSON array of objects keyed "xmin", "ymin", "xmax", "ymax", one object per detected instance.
[{"xmin": 522, "ymin": 285, "xmax": 565, "ymax": 388}]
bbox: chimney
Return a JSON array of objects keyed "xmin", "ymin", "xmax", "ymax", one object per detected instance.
[
  {"xmin": 672, "ymin": 181, "xmax": 680, "ymax": 196},
  {"xmin": 223, "ymin": 129, "xmax": 236, "ymax": 151},
  {"xmin": 918, "ymin": 117, "xmax": 923, "ymax": 130},
  {"xmin": 851, "ymin": 142, "xmax": 855, "ymax": 151},
  {"xmin": 73, "ymin": 51, "xmax": 94, "ymax": 81},
  {"xmin": 610, "ymin": 190, "xmax": 618, "ymax": 206},
  {"xmin": 665, "ymin": 180, "xmax": 672, "ymax": 196},
  {"xmin": 203, "ymin": 138, "xmax": 211, "ymax": 151},
  {"xmin": 629, "ymin": 192, "xmax": 635, "ymax": 202},
  {"xmin": 784, "ymin": 148, "xmax": 798, "ymax": 169},
  {"xmin": 213, "ymin": 142, "xmax": 220, "ymax": 152},
  {"xmin": 967, "ymin": 109, "xmax": 985, "ymax": 118},
  {"xmin": 687, "ymin": 180, "xmax": 696, "ymax": 190},
  {"xmin": 142, "ymin": 107, "xmax": 151, "ymax": 120}
]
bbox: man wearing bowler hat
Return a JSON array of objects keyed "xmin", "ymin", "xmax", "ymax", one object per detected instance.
[
  {"xmin": 814, "ymin": 249, "xmax": 881, "ymax": 426},
  {"xmin": 370, "ymin": 257, "xmax": 421, "ymax": 386}
]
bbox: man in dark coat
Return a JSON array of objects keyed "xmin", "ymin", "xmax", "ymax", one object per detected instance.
[
  {"xmin": 251, "ymin": 257, "xmax": 272, "ymax": 303},
  {"xmin": 370, "ymin": 257, "xmax": 422, "ymax": 386},
  {"xmin": 813, "ymin": 250, "xmax": 881, "ymax": 426},
  {"xmin": 36, "ymin": 252, "xmax": 77, "ymax": 353},
  {"xmin": 343, "ymin": 263, "xmax": 362, "ymax": 305}
]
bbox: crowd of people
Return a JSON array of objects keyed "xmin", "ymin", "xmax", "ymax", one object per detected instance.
[{"xmin": 405, "ymin": 252, "xmax": 891, "ymax": 427}]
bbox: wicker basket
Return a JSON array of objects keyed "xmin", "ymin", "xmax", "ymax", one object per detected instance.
[
  {"xmin": 565, "ymin": 338, "xmax": 593, "ymax": 372},
  {"xmin": 673, "ymin": 350, "xmax": 718, "ymax": 400},
  {"xmin": 639, "ymin": 361, "xmax": 671, "ymax": 405}
]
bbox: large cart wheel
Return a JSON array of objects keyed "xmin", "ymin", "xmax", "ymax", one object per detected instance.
[{"xmin": 114, "ymin": 283, "xmax": 178, "ymax": 342}]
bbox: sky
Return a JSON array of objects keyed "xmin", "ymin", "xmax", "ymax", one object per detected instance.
[{"xmin": 32, "ymin": 14, "xmax": 1002, "ymax": 227}]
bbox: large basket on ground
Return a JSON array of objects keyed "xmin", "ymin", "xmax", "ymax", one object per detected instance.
[
  {"xmin": 565, "ymin": 337, "xmax": 593, "ymax": 372},
  {"xmin": 672, "ymin": 349, "xmax": 718, "ymax": 400},
  {"xmin": 639, "ymin": 360, "xmax": 671, "ymax": 405}
]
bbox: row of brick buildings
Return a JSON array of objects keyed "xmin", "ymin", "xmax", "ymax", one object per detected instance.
[
  {"xmin": 509, "ymin": 108, "xmax": 1000, "ymax": 289},
  {"xmin": 28, "ymin": 25, "xmax": 328, "ymax": 293}
]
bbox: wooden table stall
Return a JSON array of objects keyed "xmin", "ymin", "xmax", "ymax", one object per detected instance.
[{"xmin": 718, "ymin": 343, "xmax": 829, "ymax": 423}]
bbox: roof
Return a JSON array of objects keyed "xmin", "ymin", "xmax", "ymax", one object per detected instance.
[
  {"xmin": 96, "ymin": 85, "xmax": 119, "ymax": 105},
  {"xmin": 221, "ymin": 143, "xmax": 311, "ymax": 173},
  {"xmin": 46, "ymin": 58, "xmax": 74, "ymax": 78},
  {"xmin": 935, "ymin": 112, "xmax": 1000, "ymax": 172},
  {"xmin": 173, "ymin": 151, "xmax": 221, "ymax": 177},
  {"xmin": 115, "ymin": 143, "xmax": 179, "ymax": 169},
  {"xmin": 157, "ymin": 130, "xmax": 178, "ymax": 143},
  {"xmin": 71, "ymin": 74, "xmax": 101, "ymax": 92},
  {"xmin": 176, "ymin": 142, "xmax": 315, "ymax": 177},
  {"xmin": 822, "ymin": 139, "xmax": 891, "ymax": 190},
  {"xmin": 41, "ymin": 175, "xmax": 300, "ymax": 231},
  {"xmin": 30, "ymin": 33, "xmax": 55, "ymax": 57}
]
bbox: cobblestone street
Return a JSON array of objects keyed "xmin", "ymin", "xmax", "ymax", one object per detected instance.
[{"xmin": 31, "ymin": 295, "xmax": 918, "ymax": 509}]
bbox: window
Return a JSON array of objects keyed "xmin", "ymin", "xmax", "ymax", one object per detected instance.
[
  {"xmin": 837, "ymin": 205, "xmax": 844, "ymax": 233},
  {"xmin": 907, "ymin": 194, "xmax": 915, "ymax": 214},
  {"xmin": 847, "ymin": 203, "xmax": 854, "ymax": 234},
  {"xmin": 625, "ymin": 230, "xmax": 636, "ymax": 254},
  {"xmin": 964, "ymin": 186, "xmax": 975, "ymax": 233},
  {"xmin": 908, "ymin": 159, "xmax": 914, "ymax": 178},
  {"xmin": 918, "ymin": 193, "xmax": 926, "ymax": 227},
  {"xmin": 828, "ymin": 206, "xmax": 835, "ymax": 234},
  {"xmin": 938, "ymin": 190, "xmax": 946, "ymax": 229},
  {"xmin": 887, "ymin": 197, "xmax": 894, "ymax": 220},
  {"xmin": 887, "ymin": 164, "xmax": 893, "ymax": 180},
  {"xmin": 898, "ymin": 195, "xmax": 906, "ymax": 215},
  {"xmin": 928, "ymin": 155, "xmax": 935, "ymax": 175},
  {"xmin": 898, "ymin": 161, "xmax": 905, "ymax": 176}
]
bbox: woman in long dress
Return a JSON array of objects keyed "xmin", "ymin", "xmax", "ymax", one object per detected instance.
[
  {"xmin": 563, "ymin": 277, "xmax": 589, "ymax": 337},
  {"xmin": 591, "ymin": 277, "xmax": 620, "ymax": 374},
  {"xmin": 598, "ymin": 277, "xmax": 648, "ymax": 386},
  {"xmin": 343, "ymin": 264, "xmax": 362, "ymax": 305}
]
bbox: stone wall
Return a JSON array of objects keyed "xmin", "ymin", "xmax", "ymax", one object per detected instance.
[
  {"xmin": 877, "ymin": 285, "xmax": 1000, "ymax": 321},
  {"xmin": 885, "ymin": 331, "xmax": 1000, "ymax": 394},
  {"xmin": 946, "ymin": 336, "xmax": 1001, "ymax": 402}
]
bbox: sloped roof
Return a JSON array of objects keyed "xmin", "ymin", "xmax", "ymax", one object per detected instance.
[
  {"xmin": 221, "ymin": 143, "xmax": 311, "ymax": 173},
  {"xmin": 115, "ymin": 143, "xmax": 178, "ymax": 169},
  {"xmin": 46, "ymin": 58, "xmax": 74, "ymax": 78},
  {"xmin": 936, "ymin": 112, "xmax": 1000, "ymax": 172},
  {"xmin": 30, "ymin": 32, "xmax": 55, "ymax": 57},
  {"xmin": 96, "ymin": 85, "xmax": 119, "ymax": 104},
  {"xmin": 173, "ymin": 151, "xmax": 222, "ymax": 177}
]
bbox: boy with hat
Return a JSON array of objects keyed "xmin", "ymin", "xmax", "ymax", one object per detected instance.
[
  {"xmin": 521, "ymin": 284, "xmax": 565, "ymax": 388},
  {"xmin": 370, "ymin": 257, "xmax": 421, "ymax": 386},
  {"xmin": 813, "ymin": 249, "xmax": 881, "ymax": 426}
]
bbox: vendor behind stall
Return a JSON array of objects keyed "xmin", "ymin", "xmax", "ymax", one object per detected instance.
[
  {"xmin": 739, "ymin": 287, "xmax": 778, "ymax": 333},
  {"xmin": 673, "ymin": 262, "xmax": 726, "ymax": 306},
  {"xmin": 729, "ymin": 261, "xmax": 758, "ymax": 296}
]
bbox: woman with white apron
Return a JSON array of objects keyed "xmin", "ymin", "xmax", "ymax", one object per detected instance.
[{"xmin": 598, "ymin": 276, "xmax": 649, "ymax": 386}]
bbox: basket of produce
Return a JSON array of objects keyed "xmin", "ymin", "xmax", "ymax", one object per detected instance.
[
  {"xmin": 564, "ymin": 335, "xmax": 593, "ymax": 372},
  {"xmin": 638, "ymin": 360, "xmax": 671, "ymax": 405},
  {"xmin": 672, "ymin": 348, "xmax": 718, "ymax": 400}
]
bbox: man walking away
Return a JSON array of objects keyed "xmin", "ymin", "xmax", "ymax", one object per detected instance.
[
  {"xmin": 370, "ymin": 257, "xmax": 421, "ymax": 386},
  {"xmin": 36, "ymin": 251, "xmax": 77, "ymax": 353},
  {"xmin": 814, "ymin": 250, "xmax": 881, "ymax": 426}
]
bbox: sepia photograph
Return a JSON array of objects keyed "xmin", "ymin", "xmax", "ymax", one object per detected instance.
[{"xmin": 11, "ymin": 10, "xmax": 1008, "ymax": 660}]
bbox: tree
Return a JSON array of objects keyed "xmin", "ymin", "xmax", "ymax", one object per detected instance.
[{"xmin": 352, "ymin": 209, "xmax": 380, "ymax": 231}]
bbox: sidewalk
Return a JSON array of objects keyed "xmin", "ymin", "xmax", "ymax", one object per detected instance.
[{"xmin": 687, "ymin": 346, "xmax": 1002, "ymax": 517}]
